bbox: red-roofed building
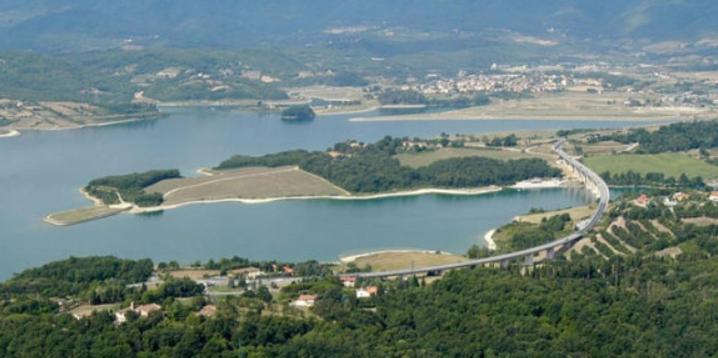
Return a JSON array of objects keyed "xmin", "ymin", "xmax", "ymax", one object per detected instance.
[
  {"xmin": 634, "ymin": 194, "xmax": 650, "ymax": 207},
  {"xmin": 340, "ymin": 275, "xmax": 357, "ymax": 287}
]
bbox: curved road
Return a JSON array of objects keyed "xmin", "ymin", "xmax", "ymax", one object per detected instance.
[{"xmin": 353, "ymin": 139, "xmax": 610, "ymax": 279}]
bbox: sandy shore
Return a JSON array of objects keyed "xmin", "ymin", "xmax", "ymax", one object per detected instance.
[
  {"xmin": 338, "ymin": 249, "xmax": 457, "ymax": 263},
  {"xmin": 0, "ymin": 129, "xmax": 20, "ymax": 138},
  {"xmin": 129, "ymin": 186, "xmax": 503, "ymax": 214},
  {"xmin": 349, "ymin": 112, "xmax": 685, "ymax": 122},
  {"xmin": 8, "ymin": 114, "xmax": 162, "ymax": 134},
  {"xmin": 483, "ymin": 229, "xmax": 497, "ymax": 250},
  {"xmin": 511, "ymin": 178, "xmax": 564, "ymax": 189}
]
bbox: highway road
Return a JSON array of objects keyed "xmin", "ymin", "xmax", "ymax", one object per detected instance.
[{"xmin": 352, "ymin": 139, "xmax": 610, "ymax": 279}]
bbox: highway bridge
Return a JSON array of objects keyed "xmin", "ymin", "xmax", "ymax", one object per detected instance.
[{"xmin": 351, "ymin": 138, "xmax": 610, "ymax": 279}]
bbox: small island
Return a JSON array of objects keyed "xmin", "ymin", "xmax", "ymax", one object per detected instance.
[
  {"xmin": 280, "ymin": 105, "xmax": 316, "ymax": 121},
  {"xmin": 45, "ymin": 135, "xmax": 565, "ymax": 226}
]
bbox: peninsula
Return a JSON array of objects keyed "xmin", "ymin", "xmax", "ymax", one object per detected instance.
[{"xmin": 45, "ymin": 135, "xmax": 563, "ymax": 226}]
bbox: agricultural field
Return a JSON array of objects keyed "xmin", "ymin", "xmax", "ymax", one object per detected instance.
[
  {"xmin": 569, "ymin": 140, "xmax": 633, "ymax": 156},
  {"xmin": 146, "ymin": 166, "xmax": 350, "ymax": 206},
  {"xmin": 516, "ymin": 205, "xmax": 595, "ymax": 224},
  {"xmin": 583, "ymin": 152, "xmax": 718, "ymax": 179},
  {"xmin": 395, "ymin": 147, "xmax": 535, "ymax": 168},
  {"xmin": 346, "ymin": 251, "xmax": 468, "ymax": 272}
]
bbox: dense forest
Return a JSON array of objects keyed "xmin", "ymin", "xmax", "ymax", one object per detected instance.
[
  {"xmin": 4, "ymin": 253, "xmax": 718, "ymax": 355},
  {"xmin": 85, "ymin": 169, "xmax": 180, "ymax": 207},
  {"xmin": 492, "ymin": 213, "xmax": 573, "ymax": 252},
  {"xmin": 590, "ymin": 120, "xmax": 718, "ymax": 153},
  {"xmin": 216, "ymin": 136, "xmax": 560, "ymax": 192},
  {"xmin": 599, "ymin": 170, "xmax": 706, "ymax": 188}
]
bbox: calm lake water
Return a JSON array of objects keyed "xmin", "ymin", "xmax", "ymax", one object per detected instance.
[{"xmin": 0, "ymin": 109, "xmax": 654, "ymax": 279}]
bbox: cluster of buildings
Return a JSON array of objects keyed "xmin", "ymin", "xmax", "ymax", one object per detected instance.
[
  {"xmin": 413, "ymin": 73, "xmax": 566, "ymax": 95},
  {"xmin": 289, "ymin": 276, "xmax": 379, "ymax": 308},
  {"xmin": 635, "ymin": 191, "xmax": 718, "ymax": 208}
]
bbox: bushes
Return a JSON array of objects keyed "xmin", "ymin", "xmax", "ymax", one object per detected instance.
[
  {"xmin": 281, "ymin": 105, "xmax": 316, "ymax": 121},
  {"xmin": 86, "ymin": 169, "xmax": 180, "ymax": 206}
]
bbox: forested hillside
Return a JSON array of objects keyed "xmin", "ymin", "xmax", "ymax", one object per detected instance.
[
  {"xmin": 3, "ymin": 253, "xmax": 718, "ymax": 355},
  {"xmin": 2, "ymin": 0, "xmax": 717, "ymax": 51}
]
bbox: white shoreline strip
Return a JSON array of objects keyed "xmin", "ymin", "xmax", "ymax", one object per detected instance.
[
  {"xmin": 0, "ymin": 129, "xmax": 20, "ymax": 138},
  {"xmin": 349, "ymin": 115, "xmax": 677, "ymax": 123},
  {"xmin": 9, "ymin": 115, "xmax": 158, "ymax": 132},
  {"xmin": 130, "ymin": 186, "xmax": 503, "ymax": 214},
  {"xmin": 483, "ymin": 229, "xmax": 497, "ymax": 251},
  {"xmin": 339, "ymin": 249, "xmax": 455, "ymax": 263}
]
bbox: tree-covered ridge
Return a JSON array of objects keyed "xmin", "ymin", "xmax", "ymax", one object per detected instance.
[
  {"xmin": 591, "ymin": 120, "xmax": 718, "ymax": 153},
  {"xmin": 0, "ymin": 49, "xmax": 294, "ymax": 117},
  {"xmin": 1, "ymin": 256, "xmax": 153, "ymax": 298},
  {"xmin": 85, "ymin": 169, "xmax": 180, "ymax": 207},
  {"xmin": 599, "ymin": 170, "xmax": 706, "ymax": 188},
  {"xmin": 216, "ymin": 136, "xmax": 560, "ymax": 193},
  {"xmin": 4, "ymin": 253, "xmax": 718, "ymax": 355}
]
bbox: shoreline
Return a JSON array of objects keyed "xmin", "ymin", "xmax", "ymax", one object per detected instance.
[
  {"xmin": 349, "ymin": 113, "xmax": 690, "ymax": 123},
  {"xmin": 483, "ymin": 229, "xmax": 497, "ymax": 250},
  {"xmin": 339, "ymin": 249, "xmax": 458, "ymax": 263},
  {"xmin": 511, "ymin": 178, "xmax": 564, "ymax": 189},
  {"xmin": 46, "ymin": 185, "xmax": 504, "ymax": 226},
  {"xmin": 129, "ymin": 186, "xmax": 504, "ymax": 214},
  {"xmin": 5, "ymin": 112, "xmax": 165, "ymax": 135},
  {"xmin": 0, "ymin": 129, "xmax": 20, "ymax": 138}
]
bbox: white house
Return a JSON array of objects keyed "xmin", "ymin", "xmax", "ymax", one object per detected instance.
[
  {"xmin": 291, "ymin": 294, "xmax": 317, "ymax": 308},
  {"xmin": 356, "ymin": 286, "xmax": 378, "ymax": 298}
]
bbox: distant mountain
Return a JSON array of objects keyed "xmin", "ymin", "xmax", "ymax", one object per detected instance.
[{"xmin": 0, "ymin": 0, "xmax": 716, "ymax": 52}]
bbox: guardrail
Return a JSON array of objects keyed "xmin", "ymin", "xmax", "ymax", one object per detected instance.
[{"xmin": 352, "ymin": 139, "xmax": 610, "ymax": 279}]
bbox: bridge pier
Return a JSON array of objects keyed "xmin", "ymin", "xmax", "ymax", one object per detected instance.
[
  {"xmin": 546, "ymin": 247, "xmax": 555, "ymax": 260},
  {"xmin": 524, "ymin": 255, "xmax": 534, "ymax": 266},
  {"xmin": 500, "ymin": 259, "xmax": 509, "ymax": 269}
]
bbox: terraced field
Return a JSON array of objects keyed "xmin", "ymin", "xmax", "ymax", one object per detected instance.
[{"xmin": 146, "ymin": 166, "xmax": 350, "ymax": 206}]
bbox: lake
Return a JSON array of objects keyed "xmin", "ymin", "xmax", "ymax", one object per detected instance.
[{"xmin": 0, "ymin": 108, "xmax": 655, "ymax": 279}]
